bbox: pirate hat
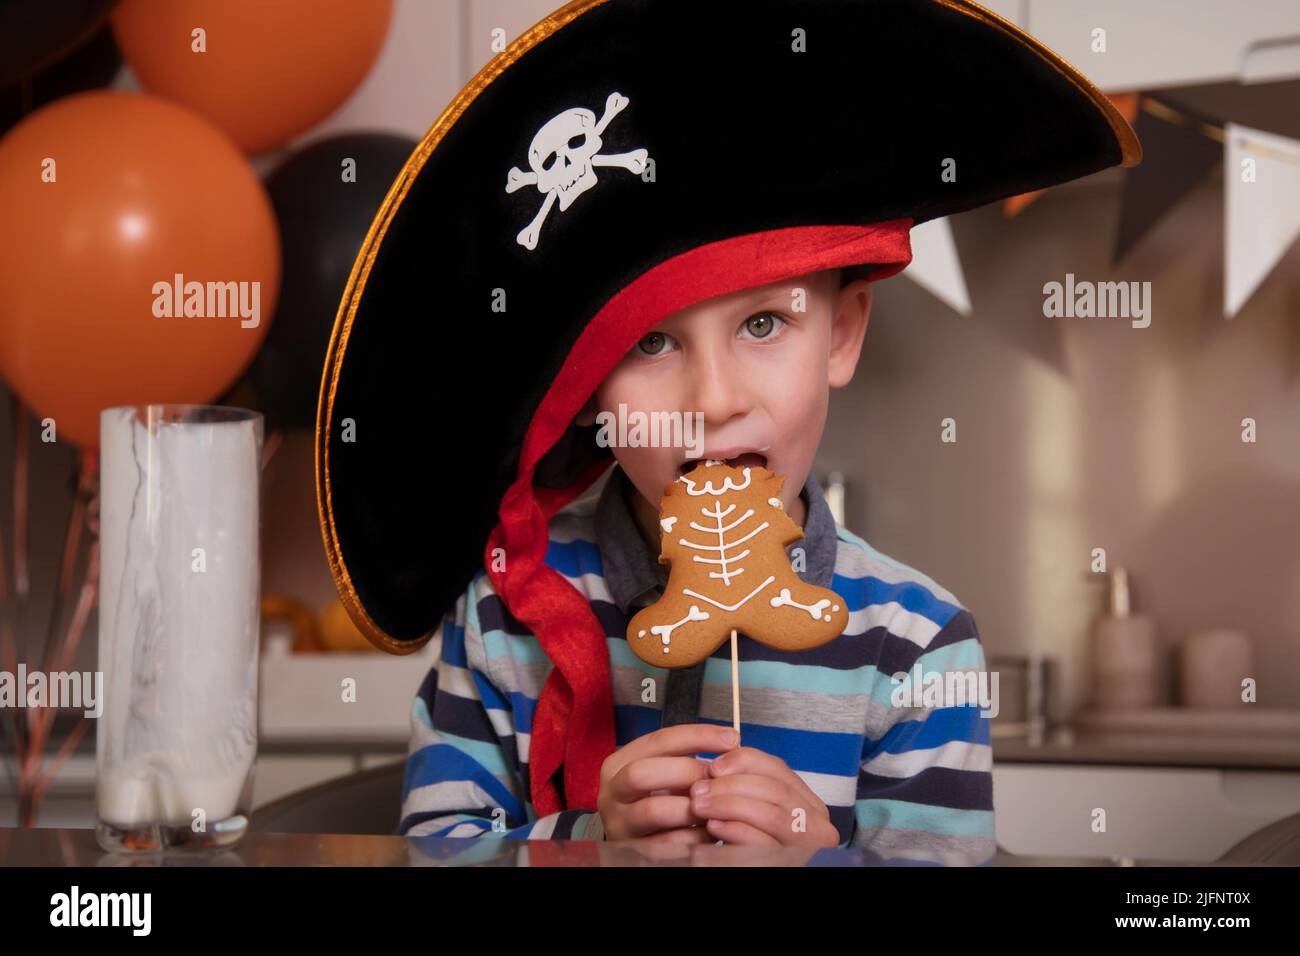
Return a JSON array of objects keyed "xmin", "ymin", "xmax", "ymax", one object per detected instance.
[{"xmin": 316, "ymin": 0, "xmax": 1140, "ymax": 815}]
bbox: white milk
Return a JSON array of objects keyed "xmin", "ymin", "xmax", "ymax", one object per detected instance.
[{"xmin": 96, "ymin": 408, "xmax": 260, "ymax": 827}]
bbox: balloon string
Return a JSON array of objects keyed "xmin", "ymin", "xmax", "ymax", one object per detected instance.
[
  {"xmin": 25, "ymin": 718, "xmax": 90, "ymax": 828},
  {"xmin": 21, "ymin": 457, "xmax": 99, "ymax": 826},
  {"xmin": 7, "ymin": 397, "xmax": 32, "ymax": 807},
  {"xmin": 0, "ymin": 394, "xmax": 9, "ymax": 604},
  {"xmin": 35, "ymin": 451, "xmax": 90, "ymax": 680},
  {"xmin": 11, "ymin": 401, "xmax": 29, "ymax": 604},
  {"xmin": 0, "ymin": 447, "xmax": 6, "ymax": 606},
  {"xmin": 33, "ymin": 529, "xmax": 99, "ymax": 828},
  {"xmin": 54, "ymin": 520, "xmax": 98, "ymax": 679},
  {"xmin": 0, "ymin": 386, "xmax": 16, "ymax": 809},
  {"xmin": 261, "ymin": 427, "xmax": 283, "ymax": 472},
  {"xmin": 0, "ymin": 616, "xmax": 22, "ymax": 821}
]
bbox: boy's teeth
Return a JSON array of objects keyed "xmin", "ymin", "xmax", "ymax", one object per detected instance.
[{"xmin": 679, "ymin": 452, "xmax": 769, "ymax": 475}]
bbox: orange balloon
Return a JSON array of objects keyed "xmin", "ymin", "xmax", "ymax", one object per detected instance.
[
  {"xmin": 110, "ymin": 0, "xmax": 393, "ymax": 154},
  {"xmin": 0, "ymin": 90, "xmax": 280, "ymax": 448}
]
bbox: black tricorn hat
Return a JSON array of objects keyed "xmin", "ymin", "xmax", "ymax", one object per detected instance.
[{"xmin": 315, "ymin": 0, "xmax": 1139, "ymax": 811}]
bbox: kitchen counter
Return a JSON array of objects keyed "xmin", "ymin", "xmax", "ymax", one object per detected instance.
[{"xmin": 993, "ymin": 727, "xmax": 1300, "ymax": 771}]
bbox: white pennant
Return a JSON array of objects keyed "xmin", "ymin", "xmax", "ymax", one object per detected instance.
[
  {"xmin": 1225, "ymin": 122, "xmax": 1300, "ymax": 319},
  {"xmin": 903, "ymin": 216, "xmax": 971, "ymax": 315}
]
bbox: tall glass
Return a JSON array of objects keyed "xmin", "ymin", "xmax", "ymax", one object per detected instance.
[{"xmin": 95, "ymin": 404, "xmax": 262, "ymax": 852}]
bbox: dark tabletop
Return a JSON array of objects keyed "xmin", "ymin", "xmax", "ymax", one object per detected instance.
[{"xmin": 0, "ymin": 827, "xmax": 1222, "ymax": 866}]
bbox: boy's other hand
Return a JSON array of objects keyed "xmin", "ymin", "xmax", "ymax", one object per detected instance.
[
  {"xmin": 688, "ymin": 746, "xmax": 841, "ymax": 848},
  {"xmin": 596, "ymin": 723, "xmax": 738, "ymax": 842}
]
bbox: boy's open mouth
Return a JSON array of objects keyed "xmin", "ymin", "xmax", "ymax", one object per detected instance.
[{"xmin": 679, "ymin": 452, "xmax": 768, "ymax": 476}]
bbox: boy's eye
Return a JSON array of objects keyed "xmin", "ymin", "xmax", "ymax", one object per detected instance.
[
  {"xmin": 741, "ymin": 311, "xmax": 785, "ymax": 339},
  {"xmin": 636, "ymin": 331, "xmax": 676, "ymax": 356}
]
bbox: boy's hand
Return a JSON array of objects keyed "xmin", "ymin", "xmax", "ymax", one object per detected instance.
[
  {"xmin": 596, "ymin": 723, "xmax": 739, "ymax": 842},
  {"xmin": 689, "ymin": 746, "xmax": 841, "ymax": 848}
]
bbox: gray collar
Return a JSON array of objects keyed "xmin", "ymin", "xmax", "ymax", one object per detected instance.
[{"xmin": 594, "ymin": 464, "xmax": 838, "ymax": 615}]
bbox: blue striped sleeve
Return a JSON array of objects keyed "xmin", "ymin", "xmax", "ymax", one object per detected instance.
[
  {"xmin": 852, "ymin": 607, "xmax": 996, "ymax": 864},
  {"xmin": 397, "ymin": 586, "xmax": 603, "ymax": 841}
]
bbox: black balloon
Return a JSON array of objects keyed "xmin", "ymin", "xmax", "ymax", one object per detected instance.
[
  {"xmin": 0, "ymin": 0, "xmax": 118, "ymax": 88},
  {"xmin": 254, "ymin": 133, "xmax": 418, "ymax": 430},
  {"xmin": 0, "ymin": 21, "xmax": 121, "ymax": 136}
]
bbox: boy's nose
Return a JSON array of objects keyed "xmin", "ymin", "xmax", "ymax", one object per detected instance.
[{"xmin": 684, "ymin": 349, "xmax": 754, "ymax": 426}]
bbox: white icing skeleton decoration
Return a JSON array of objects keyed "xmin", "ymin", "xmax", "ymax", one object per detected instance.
[
  {"xmin": 505, "ymin": 91, "xmax": 649, "ymax": 250},
  {"xmin": 626, "ymin": 460, "xmax": 849, "ymax": 668}
]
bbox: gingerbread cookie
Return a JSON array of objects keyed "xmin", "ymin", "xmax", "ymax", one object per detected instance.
[{"xmin": 626, "ymin": 460, "xmax": 849, "ymax": 667}]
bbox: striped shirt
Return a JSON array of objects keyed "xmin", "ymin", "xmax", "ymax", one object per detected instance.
[{"xmin": 399, "ymin": 462, "xmax": 995, "ymax": 864}]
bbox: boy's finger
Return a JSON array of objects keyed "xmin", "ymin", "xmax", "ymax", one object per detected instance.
[
  {"xmin": 691, "ymin": 771, "xmax": 790, "ymax": 810},
  {"xmin": 623, "ymin": 794, "xmax": 703, "ymax": 836},
  {"xmin": 710, "ymin": 746, "xmax": 821, "ymax": 808},
  {"xmin": 695, "ymin": 793, "xmax": 789, "ymax": 845},
  {"xmin": 610, "ymin": 755, "xmax": 711, "ymax": 802}
]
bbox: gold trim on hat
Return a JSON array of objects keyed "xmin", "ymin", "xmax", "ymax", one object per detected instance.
[
  {"xmin": 315, "ymin": 0, "xmax": 1141, "ymax": 655},
  {"xmin": 939, "ymin": 0, "xmax": 1143, "ymax": 167}
]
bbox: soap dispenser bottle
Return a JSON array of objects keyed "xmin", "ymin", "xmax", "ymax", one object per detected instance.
[{"xmin": 1090, "ymin": 567, "xmax": 1159, "ymax": 710}]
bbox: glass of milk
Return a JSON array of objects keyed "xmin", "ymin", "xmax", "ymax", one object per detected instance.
[{"xmin": 96, "ymin": 404, "xmax": 262, "ymax": 853}]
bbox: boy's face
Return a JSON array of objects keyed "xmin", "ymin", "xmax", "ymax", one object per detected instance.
[{"xmin": 579, "ymin": 269, "xmax": 874, "ymax": 530}]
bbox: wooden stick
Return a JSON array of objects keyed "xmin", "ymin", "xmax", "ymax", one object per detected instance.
[{"xmin": 730, "ymin": 629, "xmax": 741, "ymax": 742}]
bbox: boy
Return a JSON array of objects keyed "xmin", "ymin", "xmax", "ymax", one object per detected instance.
[
  {"xmin": 314, "ymin": 0, "xmax": 1140, "ymax": 863},
  {"xmin": 405, "ymin": 265, "xmax": 999, "ymax": 860}
]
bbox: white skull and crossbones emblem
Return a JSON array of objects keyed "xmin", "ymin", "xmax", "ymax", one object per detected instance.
[{"xmin": 505, "ymin": 91, "xmax": 649, "ymax": 250}]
